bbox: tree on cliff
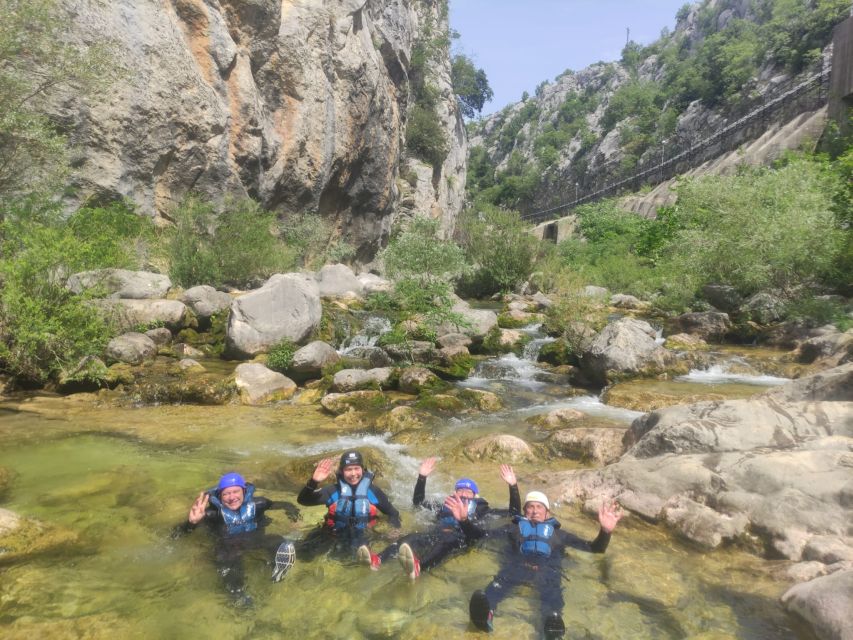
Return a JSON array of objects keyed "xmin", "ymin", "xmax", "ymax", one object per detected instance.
[{"xmin": 451, "ymin": 54, "xmax": 493, "ymax": 118}]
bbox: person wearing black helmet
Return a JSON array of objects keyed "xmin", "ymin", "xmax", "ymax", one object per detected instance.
[
  {"xmin": 173, "ymin": 471, "xmax": 301, "ymax": 604},
  {"xmin": 356, "ymin": 456, "xmax": 521, "ymax": 579},
  {"xmin": 295, "ymin": 450, "xmax": 401, "ymax": 560}
]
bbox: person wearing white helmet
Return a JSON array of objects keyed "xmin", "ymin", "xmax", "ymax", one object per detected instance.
[
  {"xmin": 174, "ymin": 471, "xmax": 301, "ymax": 605},
  {"xmin": 464, "ymin": 489, "xmax": 623, "ymax": 639}
]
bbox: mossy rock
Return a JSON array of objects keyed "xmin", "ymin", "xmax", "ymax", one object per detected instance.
[
  {"xmin": 428, "ymin": 353, "xmax": 475, "ymax": 381},
  {"xmin": 320, "ymin": 390, "xmax": 389, "ymax": 415},
  {"xmin": 375, "ymin": 405, "xmax": 430, "ymax": 435},
  {"xmin": 457, "ymin": 388, "xmax": 503, "ymax": 412},
  {"xmin": 125, "ymin": 377, "xmax": 237, "ymax": 405},
  {"xmin": 0, "ymin": 510, "xmax": 81, "ymax": 566},
  {"xmin": 56, "ymin": 356, "xmax": 113, "ymax": 393},
  {"xmin": 497, "ymin": 312, "xmax": 529, "ymax": 329},
  {"xmin": 478, "ymin": 326, "xmax": 513, "ymax": 355},
  {"xmin": 415, "ymin": 393, "xmax": 465, "ymax": 413},
  {"xmin": 538, "ymin": 339, "xmax": 579, "ymax": 366},
  {"xmin": 313, "ymin": 301, "xmax": 364, "ymax": 346},
  {"xmin": 0, "ymin": 467, "xmax": 16, "ymax": 501}
]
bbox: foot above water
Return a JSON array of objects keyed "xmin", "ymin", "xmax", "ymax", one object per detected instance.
[{"xmin": 272, "ymin": 540, "xmax": 295, "ymax": 583}]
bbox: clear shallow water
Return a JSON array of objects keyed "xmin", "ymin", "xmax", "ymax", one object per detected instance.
[{"xmin": 0, "ymin": 394, "xmax": 814, "ymax": 639}]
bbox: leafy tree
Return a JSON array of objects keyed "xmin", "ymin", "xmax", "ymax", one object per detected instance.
[
  {"xmin": 451, "ymin": 54, "xmax": 493, "ymax": 118},
  {"xmin": 0, "ymin": 0, "xmax": 112, "ymax": 200}
]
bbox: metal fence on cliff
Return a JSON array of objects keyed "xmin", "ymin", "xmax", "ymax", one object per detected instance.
[{"xmin": 520, "ymin": 62, "xmax": 832, "ymax": 226}]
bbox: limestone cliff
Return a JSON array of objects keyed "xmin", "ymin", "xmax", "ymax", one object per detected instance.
[{"xmin": 51, "ymin": 0, "xmax": 465, "ymax": 261}]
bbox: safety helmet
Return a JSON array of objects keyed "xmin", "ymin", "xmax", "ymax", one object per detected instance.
[
  {"xmin": 339, "ymin": 450, "xmax": 364, "ymax": 470},
  {"xmin": 454, "ymin": 478, "xmax": 479, "ymax": 496},
  {"xmin": 217, "ymin": 472, "xmax": 247, "ymax": 491},
  {"xmin": 524, "ymin": 491, "xmax": 550, "ymax": 511}
]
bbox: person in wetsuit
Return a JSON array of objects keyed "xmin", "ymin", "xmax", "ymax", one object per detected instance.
[
  {"xmin": 356, "ymin": 456, "xmax": 521, "ymax": 578},
  {"xmin": 295, "ymin": 450, "xmax": 401, "ymax": 560},
  {"xmin": 174, "ymin": 472, "xmax": 301, "ymax": 604},
  {"xmin": 465, "ymin": 490, "xmax": 623, "ymax": 639}
]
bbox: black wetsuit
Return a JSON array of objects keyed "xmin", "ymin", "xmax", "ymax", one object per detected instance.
[
  {"xmin": 376, "ymin": 475, "xmax": 521, "ymax": 571},
  {"xmin": 173, "ymin": 496, "xmax": 300, "ymax": 598},
  {"xmin": 463, "ymin": 516, "xmax": 611, "ymax": 621},
  {"xmin": 296, "ymin": 471, "xmax": 401, "ymax": 559}
]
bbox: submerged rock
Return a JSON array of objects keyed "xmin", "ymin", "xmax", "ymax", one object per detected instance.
[
  {"xmin": 529, "ymin": 408, "xmax": 587, "ymax": 429},
  {"xmin": 320, "ymin": 390, "xmax": 388, "ymax": 415},
  {"xmin": 0, "ymin": 509, "xmax": 80, "ymax": 565},
  {"xmin": 602, "ymin": 385, "xmax": 725, "ymax": 412}
]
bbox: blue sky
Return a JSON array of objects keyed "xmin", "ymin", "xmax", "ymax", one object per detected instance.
[{"xmin": 449, "ymin": 0, "xmax": 691, "ymax": 115}]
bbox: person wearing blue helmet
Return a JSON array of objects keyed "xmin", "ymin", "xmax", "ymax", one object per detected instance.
[
  {"xmin": 357, "ymin": 457, "xmax": 520, "ymax": 578},
  {"xmin": 175, "ymin": 471, "xmax": 301, "ymax": 604}
]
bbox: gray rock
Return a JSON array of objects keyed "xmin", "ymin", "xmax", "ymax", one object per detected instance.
[
  {"xmin": 331, "ymin": 368, "xmax": 394, "ymax": 393},
  {"xmin": 675, "ymin": 311, "xmax": 731, "ymax": 340},
  {"xmin": 181, "ymin": 285, "xmax": 232, "ymax": 320},
  {"xmin": 437, "ymin": 333, "xmax": 472, "ymax": 349},
  {"xmin": 610, "ymin": 294, "xmax": 648, "ymax": 309},
  {"xmin": 398, "ymin": 367, "xmax": 439, "ymax": 394},
  {"xmin": 546, "ymin": 427, "xmax": 626, "ymax": 466},
  {"xmin": 761, "ymin": 362, "xmax": 853, "ymax": 403},
  {"xmin": 531, "ymin": 292, "xmax": 554, "ymax": 310},
  {"xmin": 66, "ymin": 269, "xmax": 171, "ymax": 299},
  {"xmin": 177, "ymin": 358, "xmax": 205, "ymax": 372},
  {"xmin": 661, "ymin": 495, "xmax": 749, "ymax": 549},
  {"xmin": 342, "ymin": 347, "xmax": 393, "ymax": 368},
  {"xmin": 798, "ymin": 331, "xmax": 853, "ymax": 366},
  {"xmin": 580, "ymin": 318, "xmax": 674, "ymax": 384},
  {"xmin": 701, "ymin": 284, "xmax": 743, "ymax": 312},
  {"xmin": 173, "ymin": 343, "xmax": 205, "ymax": 358},
  {"xmin": 803, "ymin": 537, "xmax": 853, "ymax": 564},
  {"xmin": 234, "ymin": 363, "xmax": 296, "ymax": 405},
  {"xmin": 781, "ymin": 570, "xmax": 853, "ymax": 640},
  {"xmin": 94, "ymin": 299, "xmax": 195, "ymax": 332},
  {"xmin": 439, "ymin": 295, "xmax": 498, "ymax": 339},
  {"xmin": 741, "ymin": 292, "xmax": 786, "ymax": 324},
  {"xmin": 144, "ymin": 327, "xmax": 173, "ymax": 346},
  {"xmin": 465, "ymin": 434, "xmax": 534, "ymax": 463},
  {"xmin": 291, "ymin": 341, "xmax": 341, "ymax": 379},
  {"xmin": 357, "ymin": 273, "xmax": 392, "ymax": 294},
  {"xmin": 224, "ymin": 274, "xmax": 322, "ymax": 359},
  {"xmin": 316, "ymin": 264, "xmax": 363, "ymax": 298},
  {"xmin": 383, "ymin": 341, "xmax": 435, "ymax": 364},
  {"xmin": 583, "ymin": 286, "xmax": 609, "ymax": 298},
  {"xmin": 320, "ymin": 390, "xmax": 386, "ymax": 415},
  {"xmin": 105, "ymin": 333, "xmax": 158, "ymax": 365}
]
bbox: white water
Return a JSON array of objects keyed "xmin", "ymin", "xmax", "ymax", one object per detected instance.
[
  {"xmin": 677, "ymin": 364, "xmax": 789, "ymax": 386},
  {"xmin": 338, "ymin": 315, "xmax": 392, "ymax": 353},
  {"xmin": 517, "ymin": 395, "xmax": 645, "ymax": 424}
]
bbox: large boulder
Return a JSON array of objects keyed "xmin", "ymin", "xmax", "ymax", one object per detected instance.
[
  {"xmin": 94, "ymin": 299, "xmax": 196, "ymax": 331},
  {"xmin": 674, "ymin": 311, "xmax": 731, "ymax": 340},
  {"xmin": 741, "ymin": 292, "xmax": 786, "ymax": 324},
  {"xmin": 290, "ymin": 341, "xmax": 340, "ymax": 380},
  {"xmin": 66, "ymin": 269, "xmax": 171, "ymax": 299},
  {"xmin": 580, "ymin": 318, "xmax": 675, "ymax": 384},
  {"xmin": 398, "ymin": 367, "xmax": 439, "ymax": 394},
  {"xmin": 234, "ymin": 363, "xmax": 296, "ymax": 405},
  {"xmin": 224, "ymin": 274, "xmax": 322, "ymax": 359},
  {"xmin": 357, "ymin": 273, "xmax": 393, "ymax": 294},
  {"xmin": 181, "ymin": 285, "xmax": 232, "ymax": 321},
  {"xmin": 315, "ymin": 264, "xmax": 363, "ymax": 298},
  {"xmin": 781, "ymin": 570, "xmax": 853, "ymax": 640},
  {"xmin": 105, "ymin": 333, "xmax": 158, "ymax": 365},
  {"xmin": 546, "ymin": 427, "xmax": 627, "ymax": 466},
  {"xmin": 701, "ymin": 284, "xmax": 743, "ymax": 312}
]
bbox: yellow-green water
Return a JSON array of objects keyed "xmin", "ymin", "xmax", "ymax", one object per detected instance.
[{"xmin": 0, "ymin": 393, "xmax": 813, "ymax": 639}]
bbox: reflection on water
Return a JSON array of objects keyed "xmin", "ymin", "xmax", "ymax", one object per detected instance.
[{"xmin": 0, "ymin": 397, "xmax": 812, "ymax": 639}]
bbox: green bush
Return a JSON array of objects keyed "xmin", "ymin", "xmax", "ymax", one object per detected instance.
[
  {"xmin": 267, "ymin": 338, "xmax": 297, "ymax": 373},
  {"xmin": 163, "ymin": 196, "xmax": 295, "ymax": 288},
  {"xmin": 406, "ymin": 104, "xmax": 449, "ymax": 168},
  {"xmin": 457, "ymin": 204, "xmax": 537, "ymax": 295}
]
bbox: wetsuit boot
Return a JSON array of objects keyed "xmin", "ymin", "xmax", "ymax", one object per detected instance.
[
  {"xmin": 272, "ymin": 541, "xmax": 295, "ymax": 582},
  {"xmin": 543, "ymin": 612, "xmax": 566, "ymax": 639},
  {"xmin": 469, "ymin": 590, "xmax": 494, "ymax": 632}
]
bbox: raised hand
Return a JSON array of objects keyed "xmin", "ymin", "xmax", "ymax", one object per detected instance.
[
  {"xmin": 418, "ymin": 456, "xmax": 438, "ymax": 477},
  {"xmin": 598, "ymin": 500, "xmax": 623, "ymax": 533},
  {"xmin": 312, "ymin": 457, "xmax": 335, "ymax": 483},
  {"xmin": 499, "ymin": 464, "xmax": 517, "ymax": 486},
  {"xmin": 188, "ymin": 491, "xmax": 210, "ymax": 524},
  {"xmin": 443, "ymin": 494, "xmax": 469, "ymax": 521}
]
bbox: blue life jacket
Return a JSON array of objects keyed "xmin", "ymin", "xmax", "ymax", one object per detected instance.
[
  {"xmin": 208, "ymin": 484, "xmax": 258, "ymax": 535},
  {"xmin": 326, "ymin": 472, "xmax": 376, "ymax": 531},
  {"xmin": 437, "ymin": 497, "xmax": 479, "ymax": 528},
  {"xmin": 516, "ymin": 516, "xmax": 559, "ymax": 557}
]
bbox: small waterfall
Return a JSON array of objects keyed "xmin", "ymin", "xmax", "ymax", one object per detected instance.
[
  {"xmin": 676, "ymin": 362, "xmax": 789, "ymax": 386},
  {"xmin": 464, "ymin": 323, "xmax": 556, "ymax": 388},
  {"xmin": 338, "ymin": 315, "xmax": 392, "ymax": 353}
]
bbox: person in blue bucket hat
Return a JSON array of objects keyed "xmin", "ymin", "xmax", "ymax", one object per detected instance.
[
  {"xmin": 357, "ymin": 456, "xmax": 521, "ymax": 578},
  {"xmin": 175, "ymin": 471, "xmax": 301, "ymax": 605}
]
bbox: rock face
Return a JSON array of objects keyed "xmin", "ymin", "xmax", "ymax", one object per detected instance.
[
  {"xmin": 224, "ymin": 274, "xmax": 322, "ymax": 359},
  {"xmin": 52, "ymin": 0, "xmax": 466, "ymax": 260}
]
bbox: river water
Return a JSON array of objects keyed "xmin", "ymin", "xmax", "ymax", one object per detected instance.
[{"xmin": 0, "ymin": 331, "xmax": 816, "ymax": 639}]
